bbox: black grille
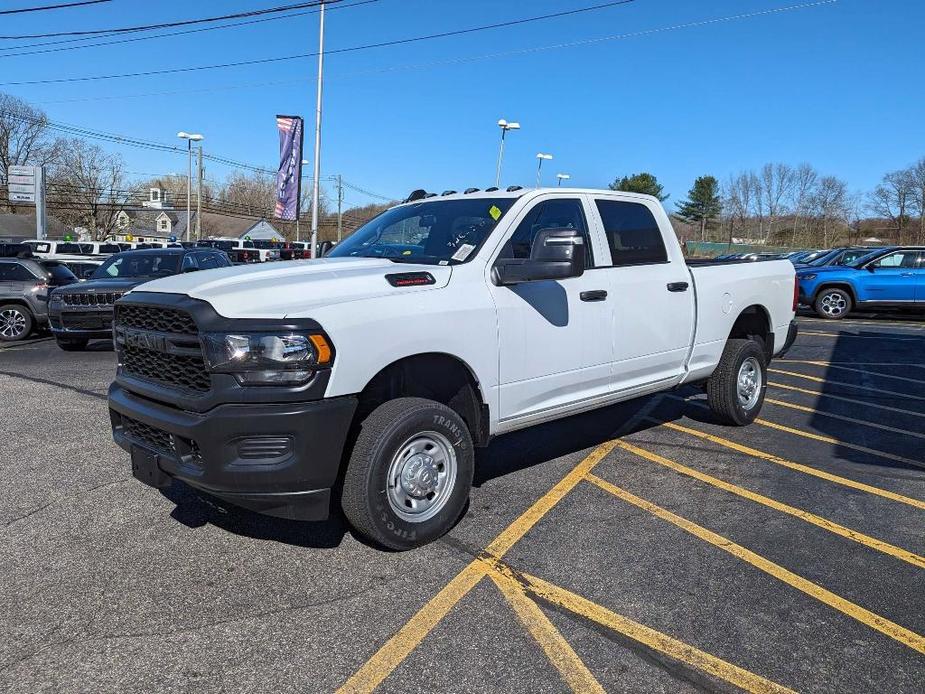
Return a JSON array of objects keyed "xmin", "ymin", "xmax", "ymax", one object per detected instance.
[
  {"xmin": 62, "ymin": 292, "xmax": 122, "ymax": 307},
  {"xmin": 121, "ymin": 415, "xmax": 173, "ymax": 455},
  {"xmin": 62, "ymin": 312, "xmax": 111, "ymax": 330},
  {"xmin": 116, "ymin": 304, "xmax": 197, "ymax": 335},
  {"xmin": 121, "ymin": 344, "xmax": 211, "ymax": 393}
]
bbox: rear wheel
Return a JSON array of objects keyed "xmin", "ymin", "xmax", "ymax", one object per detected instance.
[
  {"xmin": 341, "ymin": 397, "xmax": 474, "ymax": 550},
  {"xmin": 706, "ymin": 339, "xmax": 767, "ymax": 426},
  {"xmin": 0, "ymin": 305, "xmax": 33, "ymax": 342},
  {"xmin": 814, "ymin": 287, "xmax": 852, "ymax": 319},
  {"xmin": 56, "ymin": 337, "xmax": 89, "ymax": 351}
]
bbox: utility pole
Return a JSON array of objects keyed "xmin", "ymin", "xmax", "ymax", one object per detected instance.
[
  {"xmin": 309, "ymin": 1, "xmax": 326, "ymax": 258},
  {"xmin": 336, "ymin": 174, "xmax": 343, "ymax": 242},
  {"xmin": 196, "ymin": 146, "xmax": 203, "ymax": 240}
]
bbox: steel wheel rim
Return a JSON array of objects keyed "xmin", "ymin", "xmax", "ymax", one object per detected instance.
[
  {"xmin": 820, "ymin": 291, "xmax": 847, "ymax": 317},
  {"xmin": 386, "ymin": 431, "xmax": 457, "ymax": 523},
  {"xmin": 0, "ymin": 309, "xmax": 26, "ymax": 338},
  {"xmin": 737, "ymin": 357, "xmax": 762, "ymax": 410}
]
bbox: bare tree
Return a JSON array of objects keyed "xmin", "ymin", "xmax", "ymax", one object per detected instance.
[
  {"xmin": 810, "ymin": 176, "xmax": 850, "ymax": 247},
  {"xmin": 723, "ymin": 172, "xmax": 756, "ymax": 245},
  {"xmin": 50, "ymin": 139, "xmax": 127, "ymax": 240},
  {"xmin": 869, "ymin": 168, "xmax": 915, "ymax": 243},
  {"xmin": 910, "ymin": 157, "xmax": 925, "ymax": 244},
  {"xmin": 759, "ymin": 163, "xmax": 794, "ymax": 242},
  {"xmin": 787, "ymin": 163, "xmax": 818, "ymax": 246},
  {"xmin": 0, "ymin": 93, "xmax": 66, "ymax": 211}
]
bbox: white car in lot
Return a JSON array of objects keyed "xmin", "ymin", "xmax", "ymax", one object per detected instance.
[{"xmin": 108, "ymin": 187, "xmax": 798, "ymax": 549}]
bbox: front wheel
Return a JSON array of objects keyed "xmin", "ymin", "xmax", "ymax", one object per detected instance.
[
  {"xmin": 814, "ymin": 287, "xmax": 852, "ymax": 319},
  {"xmin": 341, "ymin": 397, "xmax": 474, "ymax": 550},
  {"xmin": 0, "ymin": 305, "xmax": 33, "ymax": 342},
  {"xmin": 706, "ymin": 339, "xmax": 768, "ymax": 426}
]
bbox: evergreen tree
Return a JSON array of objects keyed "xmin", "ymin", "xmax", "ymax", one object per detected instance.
[
  {"xmin": 675, "ymin": 175, "xmax": 723, "ymax": 240},
  {"xmin": 608, "ymin": 172, "xmax": 669, "ymax": 201}
]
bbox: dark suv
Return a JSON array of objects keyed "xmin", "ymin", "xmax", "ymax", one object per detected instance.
[
  {"xmin": 48, "ymin": 247, "xmax": 232, "ymax": 350},
  {"xmin": 0, "ymin": 254, "xmax": 79, "ymax": 342}
]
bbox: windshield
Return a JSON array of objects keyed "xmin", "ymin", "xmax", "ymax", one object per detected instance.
[
  {"xmin": 328, "ymin": 198, "xmax": 517, "ymax": 265},
  {"xmin": 39, "ymin": 261, "xmax": 78, "ymax": 284},
  {"xmin": 807, "ymin": 249, "xmax": 843, "ymax": 266},
  {"xmin": 92, "ymin": 252, "xmax": 181, "ymax": 279}
]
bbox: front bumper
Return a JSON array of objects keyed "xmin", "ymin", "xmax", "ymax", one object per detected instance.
[
  {"xmin": 109, "ymin": 383, "xmax": 357, "ymax": 520},
  {"xmin": 48, "ymin": 305, "xmax": 115, "ymax": 339}
]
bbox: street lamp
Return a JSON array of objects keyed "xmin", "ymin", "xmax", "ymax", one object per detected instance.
[
  {"xmin": 556, "ymin": 173, "xmax": 571, "ymax": 187},
  {"xmin": 495, "ymin": 119, "xmax": 520, "ymax": 187},
  {"xmin": 535, "ymin": 153, "xmax": 553, "ymax": 188},
  {"xmin": 297, "ymin": 159, "xmax": 309, "ymax": 242},
  {"xmin": 177, "ymin": 131, "xmax": 203, "ymax": 242}
]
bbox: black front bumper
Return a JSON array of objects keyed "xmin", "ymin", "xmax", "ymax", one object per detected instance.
[
  {"xmin": 109, "ymin": 383, "xmax": 357, "ymax": 520},
  {"xmin": 48, "ymin": 306, "xmax": 115, "ymax": 339}
]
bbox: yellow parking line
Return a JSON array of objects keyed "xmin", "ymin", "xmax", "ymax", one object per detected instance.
[
  {"xmin": 765, "ymin": 397, "xmax": 925, "ymax": 441},
  {"xmin": 769, "ymin": 368, "xmax": 925, "ymax": 402},
  {"xmin": 585, "ymin": 474, "xmax": 925, "ymax": 655},
  {"xmin": 614, "ymin": 440, "xmax": 925, "ymax": 569},
  {"xmin": 754, "ymin": 418, "xmax": 925, "ymax": 469},
  {"xmin": 336, "ymin": 441, "xmax": 618, "ymax": 693},
  {"xmin": 659, "ymin": 421, "xmax": 925, "ymax": 511},
  {"xmin": 769, "ymin": 381, "xmax": 925, "ymax": 420},
  {"xmin": 799, "ymin": 330, "xmax": 923, "ymax": 341},
  {"xmin": 509, "ymin": 567, "xmax": 797, "ymax": 694},
  {"xmin": 777, "ymin": 360, "xmax": 925, "ymax": 386},
  {"xmin": 489, "ymin": 570, "xmax": 606, "ymax": 693}
]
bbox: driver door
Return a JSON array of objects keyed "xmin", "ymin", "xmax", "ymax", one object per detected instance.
[
  {"xmin": 859, "ymin": 251, "xmax": 918, "ymax": 302},
  {"xmin": 487, "ymin": 196, "xmax": 613, "ymax": 423}
]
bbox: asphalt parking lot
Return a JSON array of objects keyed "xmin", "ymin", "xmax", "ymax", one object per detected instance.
[{"xmin": 1, "ymin": 314, "xmax": 924, "ymax": 693}]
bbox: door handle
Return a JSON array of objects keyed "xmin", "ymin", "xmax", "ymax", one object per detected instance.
[
  {"xmin": 667, "ymin": 282, "xmax": 689, "ymax": 292},
  {"xmin": 900, "ymin": 272, "xmax": 915, "ymax": 277},
  {"xmin": 580, "ymin": 290, "xmax": 608, "ymax": 302}
]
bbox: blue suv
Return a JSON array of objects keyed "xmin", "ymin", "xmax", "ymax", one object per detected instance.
[{"xmin": 797, "ymin": 246, "xmax": 925, "ymax": 318}]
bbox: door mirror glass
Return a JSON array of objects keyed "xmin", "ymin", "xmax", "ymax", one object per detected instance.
[{"xmin": 494, "ymin": 228, "xmax": 586, "ymax": 285}]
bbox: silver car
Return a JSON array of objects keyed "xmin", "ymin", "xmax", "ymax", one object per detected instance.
[{"xmin": 0, "ymin": 257, "xmax": 78, "ymax": 341}]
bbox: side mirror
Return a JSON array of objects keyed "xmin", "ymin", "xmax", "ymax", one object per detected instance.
[
  {"xmin": 494, "ymin": 228, "xmax": 586, "ymax": 286},
  {"xmin": 866, "ymin": 264, "xmax": 876, "ymax": 273}
]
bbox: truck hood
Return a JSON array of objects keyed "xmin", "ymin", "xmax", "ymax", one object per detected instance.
[{"xmin": 130, "ymin": 257, "xmax": 452, "ymax": 318}]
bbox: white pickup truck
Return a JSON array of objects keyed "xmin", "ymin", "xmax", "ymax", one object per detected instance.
[{"xmin": 108, "ymin": 187, "xmax": 798, "ymax": 549}]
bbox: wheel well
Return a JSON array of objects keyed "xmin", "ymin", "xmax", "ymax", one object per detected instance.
[
  {"xmin": 354, "ymin": 353, "xmax": 489, "ymax": 446},
  {"xmin": 0, "ymin": 300, "xmax": 34, "ymax": 316},
  {"xmin": 728, "ymin": 305, "xmax": 772, "ymax": 361},
  {"xmin": 813, "ymin": 282, "xmax": 856, "ymax": 305}
]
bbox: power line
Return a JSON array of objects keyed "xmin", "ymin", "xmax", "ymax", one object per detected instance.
[
  {"xmin": 0, "ymin": 0, "xmax": 380, "ymax": 59},
  {"xmin": 0, "ymin": 0, "xmax": 340, "ymax": 40},
  {"xmin": 0, "ymin": 0, "xmax": 109, "ymax": 15},
  {"xmin": 28, "ymin": 0, "xmax": 839, "ymax": 107},
  {"xmin": 0, "ymin": 0, "xmax": 639, "ymax": 85}
]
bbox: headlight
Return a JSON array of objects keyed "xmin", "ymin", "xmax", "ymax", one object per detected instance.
[
  {"xmin": 202, "ymin": 332, "xmax": 332, "ymax": 385},
  {"xmin": 799, "ymin": 274, "xmax": 817, "ymax": 281}
]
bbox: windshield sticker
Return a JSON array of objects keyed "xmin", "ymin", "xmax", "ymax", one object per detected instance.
[
  {"xmin": 402, "ymin": 250, "xmax": 412, "ymax": 255},
  {"xmin": 488, "ymin": 205, "xmax": 502, "ymax": 221},
  {"xmin": 451, "ymin": 244, "xmax": 475, "ymax": 262},
  {"xmin": 438, "ymin": 260, "xmax": 449, "ymax": 266}
]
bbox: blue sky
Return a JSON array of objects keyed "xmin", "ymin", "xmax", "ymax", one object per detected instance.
[{"xmin": 2, "ymin": 0, "xmax": 923, "ymax": 209}]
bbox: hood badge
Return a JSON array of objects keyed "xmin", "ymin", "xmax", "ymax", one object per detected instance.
[{"xmin": 386, "ymin": 272, "xmax": 436, "ymax": 287}]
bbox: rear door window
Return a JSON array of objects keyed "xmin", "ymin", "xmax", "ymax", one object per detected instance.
[
  {"xmin": 0, "ymin": 262, "xmax": 38, "ymax": 281},
  {"xmin": 594, "ymin": 200, "xmax": 668, "ymax": 266}
]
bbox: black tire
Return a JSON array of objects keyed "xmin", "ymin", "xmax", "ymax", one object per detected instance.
[
  {"xmin": 56, "ymin": 337, "xmax": 89, "ymax": 351},
  {"xmin": 813, "ymin": 287, "xmax": 852, "ymax": 319},
  {"xmin": 0, "ymin": 304, "xmax": 33, "ymax": 342},
  {"xmin": 706, "ymin": 339, "xmax": 767, "ymax": 426},
  {"xmin": 341, "ymin": 397, "xmax": 474, "ymax": 550}
]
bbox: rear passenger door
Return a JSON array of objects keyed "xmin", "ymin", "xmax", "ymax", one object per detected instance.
[{"xmin": 590, "ymin": 196, "xmax": 696, "ymax": 391}]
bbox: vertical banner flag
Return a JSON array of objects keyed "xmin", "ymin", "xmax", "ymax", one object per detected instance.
[{"xmin": 274, "ymin": 115, "xmax": 304, "ymax": 221}]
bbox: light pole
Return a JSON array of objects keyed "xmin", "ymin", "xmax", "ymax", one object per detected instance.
[
  {"xmin": 309, "ymin": 1, "xmax": 326, "ymax": 259},
  {"xmin": 556, "ymin": 173, "xmax": 571, "ymax": 187},
  {"xmin": 495, "ymin": 119, "xmax": 520, "ymax": 188},
  {"xmin": 177, "ymin": 131, "xmax": 203, "ymax": 242},
  {"xmin": 297, "ymin": 158, "xmax": 309, "ymax": 242},
  {"xmin": 535, "ymin": 153, "xmax": 553, "ymax": 188}
]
